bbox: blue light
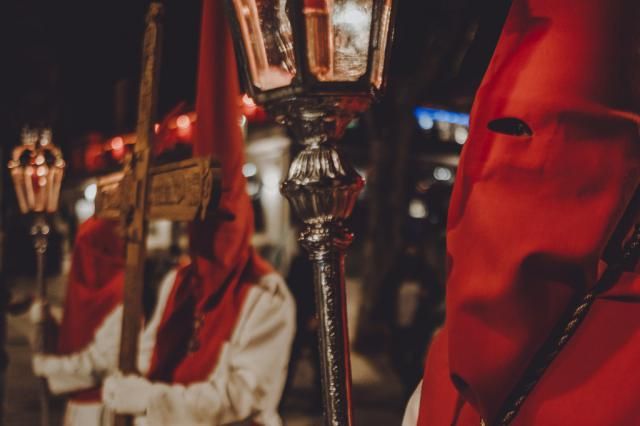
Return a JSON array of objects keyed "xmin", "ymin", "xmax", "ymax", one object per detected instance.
[{"xmin": 414, "ymin": 107, "xmax": 470, "ymax": 129}]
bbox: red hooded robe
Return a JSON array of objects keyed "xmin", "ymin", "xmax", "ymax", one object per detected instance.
[
  {"xmin": 57, "ymin": 217, "xmax": 125, "ymax": 402},
  {"xmin": 146, "ymin": 0, "xmax": 273, "ymax": 385},
  {"xmin": 417, "ymin": 0, "xmax": 640, "ymax": 424}
]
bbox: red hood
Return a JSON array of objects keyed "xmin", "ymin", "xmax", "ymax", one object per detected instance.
[
  {"xmin": 441, "ymin": 0, "xmax": 640, "ymax": 421},
  {"xmin": 58, "ymin": 217, "xmax": 125, "ymax": 401},
  {"xmin": 147, "ymin": 0, "xmax": 273, "ymax": 384},
  {"xmin": 58, "ymin": 217, "xmax": 125, "ymax": 355}
]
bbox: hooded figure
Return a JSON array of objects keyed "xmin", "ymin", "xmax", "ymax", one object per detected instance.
[
  {"xmin": 403, "ymin": 0, "xmax": 640, "ymax": 425},
  {"xmin": 28, "ymin": 217, "xmax": 125, "ymax": 425},
  {"xmin": 32, "ymin": 1, "xmax": 295, "ymax": 425}
]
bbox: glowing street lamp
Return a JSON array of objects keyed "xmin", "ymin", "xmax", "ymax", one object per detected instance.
[{"xmin": 9, "ymin": 129, "xmax": 65, "ymax": 215}]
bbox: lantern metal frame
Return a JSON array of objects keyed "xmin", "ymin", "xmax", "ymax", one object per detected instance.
[
  {"xmin": 224, "ymin": 0, "xmax": 397, "ymax": 105},
  {"xmin": 224, "ymin": 2, "xmax": 398, "ymax": 425},
  {"xmin": 8, "ymin": 129, "xmax": 65, "ymax": 216}
]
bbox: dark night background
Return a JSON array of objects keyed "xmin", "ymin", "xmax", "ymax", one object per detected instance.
[{"xmin": 0, "ymin": 0, "xmax": 511, "ymax": 153}]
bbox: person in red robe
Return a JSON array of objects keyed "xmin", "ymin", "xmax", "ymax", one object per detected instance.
[
  {"xmin": 33, "ymin": 1, "xmax": 295, "ymax": 425},
  {"xmin": 29, "ymin": 217, "xmax": 124, "ymax": 425},
  {"xmin": 403, "ymin": 0, "xmax": 640, "ymax": 425}
]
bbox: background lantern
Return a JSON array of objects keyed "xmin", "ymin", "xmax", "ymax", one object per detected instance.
[
  {"xmin": 225, "ymin": 1, "xmax": 397, "ymax": 425},
  {"xmin": 8, "ymin": 128, "xmax": 65, "ymax": 215},
  {"xmin": 7, "ymin": 127, "xmax": 65, "ymax": 426}
]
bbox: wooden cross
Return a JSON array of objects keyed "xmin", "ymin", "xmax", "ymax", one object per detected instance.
[{"xmin": 92, "ymin": 3, "xmax": 220, "ymax": 425}]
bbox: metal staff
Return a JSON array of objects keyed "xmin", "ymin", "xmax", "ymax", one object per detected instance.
[
  {"xmin": 8, "ymin": 128, "xmax": 65, "ymax": 426},
  {"xmin": 31, "ymin": 214, "xmax": 51, "ymax": 426}
]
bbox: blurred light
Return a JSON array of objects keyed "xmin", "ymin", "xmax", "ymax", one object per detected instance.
[
  {"xmin": 246, "ymin": 180, "xmax": 261, "ymax": 198},
  {"xmin": 414, "ymin": 107, "xmax": 470, "ymax": 135},
  {"xmin": 242, "ymin": 94, "xmax": 257, "ymax": 109},
  {"xmin": 242, "ymin": 163, "xmax": 258, "ymax": 178},
  {"xmin": 154, "ymin": 123, "xmax": 160, "ymax": 134},
  {"xmin": 333, "ymin": 3, "xmax": 371, "ymax": 55},
  {"xmin": 436, "ymin": 121, "xmax": 453, "ymax": 141},
  {"xmin": 176, "ymin": 115, "xmax": 191, "ymax": 130},
  {"xmin": 40, "ymin": 130, "xmax": 51, "ymax": 146},
  {"xmin": 454, "ymin": 125, "xmax": 469, "ymax": 145},
  {"xmin": 433, "ymin": 166, "xmax": 453, "ymax": 182},
  {"xmin": 418, "ymin": 114, "xmax": 434, "ymax": 131},
  {"xmin": 36, "ymin": 166, "xmax": 47, "ymax": 177},
  {"xmin": 408, "ymin": 198, "xmax": 428, "ymax": 219},
  {"xmin": 334, "ymin": 3, "xmax": 369, "ymax": 27},
  {"xmin": 75, "ymin": 199, "xmax": 95, "ymax": 223},
  {"xmin": 147, "ymin": 220, "xmax": 172, "ymax": 251},
  {"xmin": 38, "ymin": 177, "xmax": 47, "ymax": 187},
  {"xmin": 111, "ymin": 137, "xmax": 125, "ymax": 151},
  {"xmin": 35, "ymin": 155, "xmax": 45, "ymax": 165},
  {"xmin": 262, "ymin": 168, "xmax": 281, "ymax": 196},
  {"xmin": 354, "ymin": 166, "xmax": 367, "ymax": 182},
  {"xmin": 84, "ymin": 183, "xmax": 98, "ymax": 201}
]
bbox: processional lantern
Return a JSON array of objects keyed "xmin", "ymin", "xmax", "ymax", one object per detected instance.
[
  {"xmin": 224, "ymin": 1, "xmax": 397, "ymax": 424},
  {"xmin": 9, "ymin": 128, "xmax": 65, "ymax": 215},
  {"xmin": 8, "ymin": 127, "xmax": 65, "ymax": 426}
]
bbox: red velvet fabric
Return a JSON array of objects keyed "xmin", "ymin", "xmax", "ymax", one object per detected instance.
[
  {"xmin": 147, "ymin": 0, "xmax": 273, "ymax": 385},
  {"xmin": 418, "ymin": 0, "xmax": 640, "ymax": 424},
  {"xmin": 57, "ymin": 217, "xmax": 125, "ymax": 401}
]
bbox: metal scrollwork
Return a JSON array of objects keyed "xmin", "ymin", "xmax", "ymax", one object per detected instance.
[{"xmin": 280, "ymin": 100, "xmax": 363, "ymax": 426}]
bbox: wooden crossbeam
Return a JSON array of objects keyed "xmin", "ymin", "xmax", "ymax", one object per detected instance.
[{"xmin": 95, "ymin": 157, "xmax": 221, "ymax": 223}]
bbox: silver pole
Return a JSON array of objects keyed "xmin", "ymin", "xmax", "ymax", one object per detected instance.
[
  {"xmin": 280, "ymin": 106, "xmax": 364, "ymax": 426},
  {"xmin": 31, "ymin": 214, "xmax": 50, "ymax": 426}
]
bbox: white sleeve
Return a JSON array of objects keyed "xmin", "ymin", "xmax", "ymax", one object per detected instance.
[
  {"xmin": 38, "ymin": 306, "xmax": 123, "ymax": 395},
  {"xmin": 402, "ymin": 381, "xmax": 422, "ymax": 426},
  {"xmin": 143, "ymin": 274, "xmax": 296, "ymax": 426}
]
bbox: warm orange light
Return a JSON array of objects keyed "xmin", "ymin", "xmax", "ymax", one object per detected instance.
[
  {"xmin": 176, "ymin": 115, "xmax": 191, "ymax": 130},
  {"xmin": 242, "ymin": 94, "xmax": 257, "ymax": 108},
  {"xmin": 154, "ymin": 123, "xmax": 161, "ymax": 134},
  {"xmin": 111, "ymin": 137, "xmax": 125, "ymax": 151}
]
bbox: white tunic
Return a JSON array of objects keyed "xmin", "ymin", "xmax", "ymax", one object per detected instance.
[
  {"xmin": 38, "ymin": 270, "xmax": 296, "ymax": 426},
  {"xmin": 402, "ymin": 381, "xmax": 422, "ymax": 426}
]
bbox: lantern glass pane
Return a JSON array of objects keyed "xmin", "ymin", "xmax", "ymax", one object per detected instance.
[
  {"xmin": 10, "ymin": 167, "xmax": 29, "ymax": 213},
  {"xmin": 304, "ymin": 0, "xmax": 373, "ymax": 82},
  {"xmin": 232, "ymin": 0, "xmax": 297, "ymax": 90},
  {"xmin": 371, "ymin": 0, "xmax": 392, "ymax": 88}
]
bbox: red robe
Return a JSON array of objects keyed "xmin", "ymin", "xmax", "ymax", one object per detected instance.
[
  {"xmin": 57, "ymin": 217, "xmax": 125, "ymax": 402},
  {"xmin": 417, "ymin": 0, "xmax": 640, "ymax": 424},
  {"xmin": 147, "ymin": 0, "xmax": 273, "ymax": 385}
]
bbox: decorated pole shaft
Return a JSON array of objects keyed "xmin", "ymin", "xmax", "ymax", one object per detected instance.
[
  {"xmin": 307, "ymin": 233, "xmax": 353, "ymax": 426},
  {"xmin": 32, "ymin": 214, "xmax": 50, "ymax": 426},
  {"xmin": 114, "ymin": 2, "xmax": 163, "ymax": 426},
  {"xmin": 280, "ymin": 108, "xmax": 364, "ymax": 426}
]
